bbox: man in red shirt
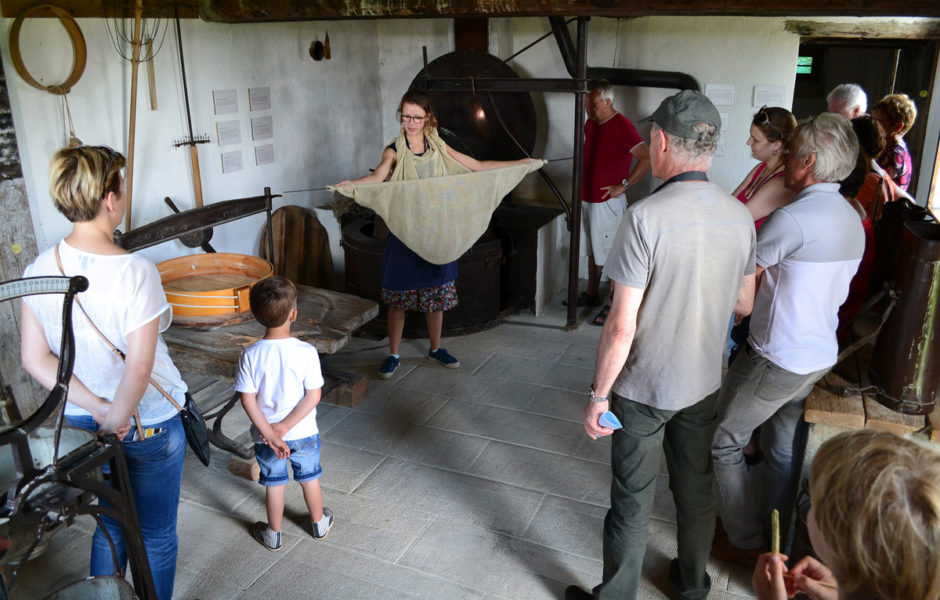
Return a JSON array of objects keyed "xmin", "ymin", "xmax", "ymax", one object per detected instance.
[{"xmin": 580, "ymin": 80, "xmax": 651, "ymax": 324}]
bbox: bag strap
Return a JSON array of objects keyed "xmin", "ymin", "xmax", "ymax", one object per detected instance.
[{"xmin": 53, "ymin": 245, "xmax": 184, "ymax": 436}]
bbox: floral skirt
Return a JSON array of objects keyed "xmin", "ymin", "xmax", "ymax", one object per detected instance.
[{"xmin": 381, "ymin": 280, "xmax": 458, "ymax": 312}]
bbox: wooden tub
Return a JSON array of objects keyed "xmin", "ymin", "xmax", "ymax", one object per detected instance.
[{"xmin": 159, "ymin": 253, "xmax": 273, "ymax": 323}]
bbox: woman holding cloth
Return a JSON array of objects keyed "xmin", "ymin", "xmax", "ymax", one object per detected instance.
[
  {"xmin": 337, "ymin": 89, "xmax": 536, "ymax": 379},
  {"xmin": 20, "ymin": 146, "xmax": 187, "ymax": 600}
]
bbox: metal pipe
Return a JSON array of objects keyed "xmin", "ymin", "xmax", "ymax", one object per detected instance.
[
  {"xmin": 549, "ymin": 16, "xmax": 701, "ymax": 92},
  {"xmin": 566, "ymin": 17, "xmax": 588, "ymax": 329}
]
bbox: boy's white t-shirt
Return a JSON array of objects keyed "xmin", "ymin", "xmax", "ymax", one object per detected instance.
[
  {"xmin": 234, "ymin": 338, "xmax": 324, "ymax": 442},
  {"xmin": 23, "ymin": 240, "xmax": 184, "ymax": 426}
]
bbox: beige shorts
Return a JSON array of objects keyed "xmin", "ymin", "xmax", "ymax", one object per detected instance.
[{"xmin": 582, "ymin": 195, "xmax": 626, "ymax": 266}]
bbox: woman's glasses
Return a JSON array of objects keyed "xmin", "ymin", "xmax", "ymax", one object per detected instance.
[{"xmin": 401, "ymin": 114, "xmax": 427, "ymax": 123}]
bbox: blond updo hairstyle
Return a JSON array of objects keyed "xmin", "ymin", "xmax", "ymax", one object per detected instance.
[{"xmin": 49, "ymin": 145, "xmax": 125, "ymax": 223}]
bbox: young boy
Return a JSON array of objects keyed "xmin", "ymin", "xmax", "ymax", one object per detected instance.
[
  {"xmin": 752, "ymin": 429, "xmax": 940, "ymax": 600},
  {"xmin": 235, "ymin": 276, "xmax": 334, "ymax": 550}
]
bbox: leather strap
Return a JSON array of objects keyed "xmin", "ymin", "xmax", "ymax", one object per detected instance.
[{"xmin": 54, "ymin": 244, "xmax": 183, "ymax": 438}]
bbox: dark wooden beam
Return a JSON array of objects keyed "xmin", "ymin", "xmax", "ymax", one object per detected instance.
[
  {"xmin": 785, "ymin": 19, "xmax": 940, "ymax": 39},
  {"xmin": 0, "ymin": 1, "xmax": 199, "ymax": 19},
  {"xmin": 455, "ymin": 17, "xmax": 488, "ymax": 52},
  {"xmin": 2, "ymin": 0, "xmax": 937, "ymax": 20},
  {"xmin": 201, "ymin": 0, "xmax": 940, "ymax": 21}
]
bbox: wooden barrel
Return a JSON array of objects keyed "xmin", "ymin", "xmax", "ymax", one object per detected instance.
[{"xmin": 159, "ymin": 253, "xmax": 272, "ymax": 318}]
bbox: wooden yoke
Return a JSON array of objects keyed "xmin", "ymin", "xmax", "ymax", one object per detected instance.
[{"xmin": 115, "ymin": 188, "xmax": 278, "ymax": 258}]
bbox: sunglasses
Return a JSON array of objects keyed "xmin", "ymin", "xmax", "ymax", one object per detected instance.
[{"xmin": 754, "ymin": 106, "xmax": 783, "ymax": 139}]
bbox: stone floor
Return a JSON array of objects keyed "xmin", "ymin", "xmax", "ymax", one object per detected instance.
[{"xmin": 11, "ymin": 296, "xmax": 757, "ymax": 599}]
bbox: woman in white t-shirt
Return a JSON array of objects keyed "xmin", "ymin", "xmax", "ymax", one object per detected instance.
[{"xmin": 20, "ymin": 146, "xmax": 186, "ymax": 600}]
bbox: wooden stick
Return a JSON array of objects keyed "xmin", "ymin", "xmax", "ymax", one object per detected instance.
[
  {"xmin": 146, "ymin": 38, "xmax": 157, "ymax": 110},
  {"xmin": 784, "ymin": 574, "xmax": 838, "ymax": 590},
  {"xmin": 771, "ymin": 508, "xmax": 780, "ymax": 555},
  {"xmin": 124, "ymin": 0, "xmax": 143, "ymax": 231}
]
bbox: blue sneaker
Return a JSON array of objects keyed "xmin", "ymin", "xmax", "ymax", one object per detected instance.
[
  {"xmin": 378, "ymin": 355, "xmax": 400, "ymax": 379},
  {"xmin": 428, "ymin": 347, "xmax": 460, "ymax": 369}
]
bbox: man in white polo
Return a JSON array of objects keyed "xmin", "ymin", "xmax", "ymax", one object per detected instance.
[{"xmin": 711, "ymin": 113, "xmax": 865, "ymax": 566}]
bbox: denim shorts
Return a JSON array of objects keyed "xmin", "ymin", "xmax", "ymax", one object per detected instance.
[{"xmin": 254, "ymin": 434, "xmax": 322, "ymax": 486}]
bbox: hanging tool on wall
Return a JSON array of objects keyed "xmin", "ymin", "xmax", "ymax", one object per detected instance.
[
  {"xmin": 124, "ymin": 0, "xmax": 143, "ymax": 232},
  {"xmin": 172, "ymin": 4, "xmax": 210, "ymax": 215},
  {"xmin": 146, "ymin": 37, "xmax": 157, "ymax": 109},
  {"xmin": 8, "ymin": 4, "xmax": 87, "ymax": 147},
  {"xmin": 104, "ymin": 0, "xmax": 171, "ymax": 230}
]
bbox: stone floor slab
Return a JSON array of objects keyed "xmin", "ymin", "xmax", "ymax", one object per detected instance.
[
  {"xmin": 466, "ymin": 441, "xmax": 611, "ymax": 505},
  {"xmin": 425, "ymin": 399, "xmax": 592, "ymax": 457},
  {"xmin": 475, "ymin": 355, "xmax": 594, "ymax": 394},
  {"xmin": 244, "ymin": 542, "xmax": 483, "ymax": 600},
  {"xmin": 353, "ymin": 458, "xmax": 544, "ymax": 536},
  {"xmin": 328, "ymin": 412, "xmax": 491, "ymax": 471},
  {"xmin": 399, "ymin": 517, "xmax": 599, "ymax": 600}
]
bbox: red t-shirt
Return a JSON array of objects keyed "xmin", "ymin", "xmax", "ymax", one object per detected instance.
[{"xmin": 582, "ymin": 113, "xmax": 644, "ymax": 203}]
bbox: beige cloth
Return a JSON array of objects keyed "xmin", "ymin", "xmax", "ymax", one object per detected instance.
[{"xmin": 332, "ymin": 131, "xmax": 543, "ymax": 265}]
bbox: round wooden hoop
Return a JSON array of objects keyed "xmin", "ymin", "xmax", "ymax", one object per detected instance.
[{"xmin": 9, "ymin": 4, "xmax": 87, "ymax": 95}]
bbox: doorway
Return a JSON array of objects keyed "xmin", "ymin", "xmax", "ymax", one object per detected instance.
[{"xmin": 792, "ymin": 38, "xmax": 938, "ymax": 195}]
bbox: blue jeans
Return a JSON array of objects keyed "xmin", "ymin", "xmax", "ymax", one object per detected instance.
[
  {"xmin": 255, "ymin": 434, "xmax": 323, "ymax": 486},
  {"xmin": 711, "ymin": 343, "xmax": 826, "ymax": 549},
  {"xmin": 67, "ymin": 414, "xmax": 185, "ymax": 600},
  {"xmin": 597, "ymin": 392, "xmax": 718, "ymax": 600}
]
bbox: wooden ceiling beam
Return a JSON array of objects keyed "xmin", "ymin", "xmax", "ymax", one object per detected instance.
[
  {"xmin": 2, "ymin": 0, "xmax": 937, "ymax": 21},
  {"xmin": 785, "ymin": 19, "xmax": 940, "ymax": 39}
]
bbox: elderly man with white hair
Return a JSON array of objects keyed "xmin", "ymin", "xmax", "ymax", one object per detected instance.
[
  {"xmin": 711, "ymin": 113, "xmax": 865, "ymax": 567},
  {"xmin": 826, "ymin": 83, "xmax": 867, "ymax": 119}
]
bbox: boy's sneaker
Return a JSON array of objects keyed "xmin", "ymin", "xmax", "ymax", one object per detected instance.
[
  {"xmin": 252, "ymin": 521, "xmax": 282, "ymax": 551},
  {"xmin": 378, "ymin": 355, "xmax": 400, "ymax": 379},
  {"xmin": 314, "ymin": 507, "xmax": 334, "ymax": 539},
  {"xmin": 428, "ymin": 347, "xmax": 460, "ymax": 369}
]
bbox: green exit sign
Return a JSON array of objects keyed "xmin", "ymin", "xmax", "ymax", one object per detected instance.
[{"xmin": 796, "ymin": 56, "xmax": 813, "ymax": 74}]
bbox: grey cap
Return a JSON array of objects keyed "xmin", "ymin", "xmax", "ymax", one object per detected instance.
[{"xmin": 643, "ymin": 90, "xmax": 721, "ymax": 141}]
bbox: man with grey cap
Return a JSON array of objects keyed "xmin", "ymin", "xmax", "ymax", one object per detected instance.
[
  {"xmin": 566, "ymin": 90, "xmax": 756, "ymax": 600},
  {"xmin": 711, "ymin": 113, "xmax": 864, "ymax": 567}
]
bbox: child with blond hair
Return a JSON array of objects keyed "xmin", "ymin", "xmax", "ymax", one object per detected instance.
[{"xmin": 752, "ymin": 429, "xmax": 940, "ymax": 599}]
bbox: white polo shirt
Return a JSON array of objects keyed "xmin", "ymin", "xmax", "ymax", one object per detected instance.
[{"xmin": 748, "ymin": 182, "xmax": 865, "ymax": 374}]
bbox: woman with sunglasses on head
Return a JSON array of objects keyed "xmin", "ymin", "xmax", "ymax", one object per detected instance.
[
  {"xmin": 732, "ymin": 106, "xmax": 798, "ymax": 229},
  {"xmin": 336, "ymin": 89, "xmax": 537, "ymax": 379},
  {"xmin": 725, "ymin": 107, "xmax": 798, "ymax": 464},
  {"xmin": 19, "ymin": 146, "xmax": 187, "ymax": 599}
]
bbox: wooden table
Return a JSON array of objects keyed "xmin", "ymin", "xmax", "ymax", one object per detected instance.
[
  {"xmin": 164, "ymin": 284, "xmax": 378, "ymax": 377},
  {"xmin": 163, "ymin": 285, "xmax": 377, "ymax": 473}
]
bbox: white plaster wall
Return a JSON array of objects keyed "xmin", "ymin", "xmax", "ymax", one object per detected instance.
[
  {"xmin": 1, "ymin": 17, "xmax": 383, "ymax": 276},
  {"xmin": 506, "ymin": 16, "xmax": 800, "ymax": 204},
  {"xmin": 3, "ymin": 15, "xmax": 938, "ymax": 301}
]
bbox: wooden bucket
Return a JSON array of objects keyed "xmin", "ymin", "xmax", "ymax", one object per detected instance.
[{"xmin": 159, "ymin": 253, "xmax": 272, "ymax": 319}]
